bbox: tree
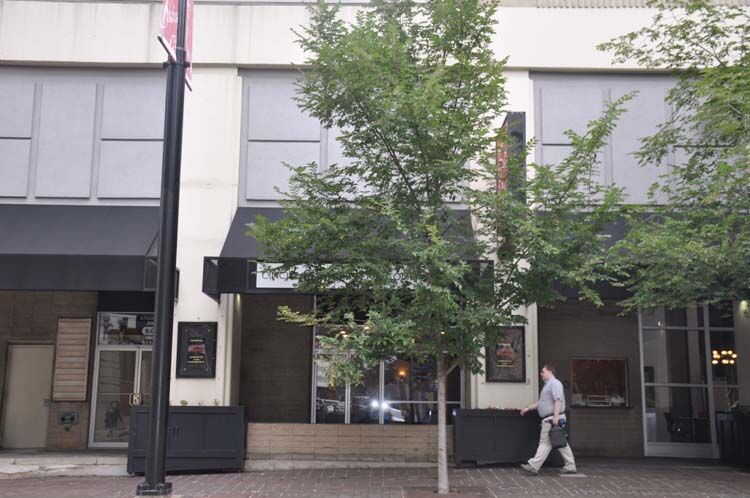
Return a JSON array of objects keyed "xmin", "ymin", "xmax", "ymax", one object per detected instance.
[
  {"xmin": 599, "ymin": 0, "xmax": 750, "ymax": 311},
  {"xmin": 250, "ymin": 0, "xmax": 626, "ymax": 493}
]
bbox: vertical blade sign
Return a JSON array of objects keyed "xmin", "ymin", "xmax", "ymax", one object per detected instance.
[{"xmin": 158, "ymin": 0, "xmax": 194, "ymax": 90}]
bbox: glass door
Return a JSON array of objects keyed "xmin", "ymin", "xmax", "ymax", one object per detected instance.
[
  {"xmin": 89, "ymin": 348, "xmax": 151, "ymax": 447},
  {"xmin": 639, "ymin": 304, "xmax": 738, "ymax": 458},
  {"xmin": 89, "ymin": 311, "xmax": 155, "ymax": 447}
]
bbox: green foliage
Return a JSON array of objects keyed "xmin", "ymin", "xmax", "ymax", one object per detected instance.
[
  {"xmin": 599, "ymin": 0, "xmax": 750, "ymax": 310},
  {"xmin": 249, "ymin": 0, "xmax": 626, "ymax": 387}
]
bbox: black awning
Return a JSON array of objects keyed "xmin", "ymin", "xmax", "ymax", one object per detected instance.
[
  {"xmin": 203, "ymin": 207, "xmax": 476, "ymax": 296},
  {"xmin": 204, "ymin": 207, "xmax": 284, "ymax": 296},
  {"xmin": 0, "ymin": 205, "xmax": 159, "ymax": 291},
  {"xmin": 220, "ymin": 207, "xmax": 285, "ymax": 259}
]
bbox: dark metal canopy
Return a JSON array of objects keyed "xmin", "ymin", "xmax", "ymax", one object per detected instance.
[
  {"xmin": 219, "ymin": 207, "xmax": 285, "ymax": 259},
  {"xmin": 0, "ymin": 205, "xmax": 160, "ymax": 291},
  {"xmin": 203, "ymin": 207, "xmax": 476, "ymax": 297}
]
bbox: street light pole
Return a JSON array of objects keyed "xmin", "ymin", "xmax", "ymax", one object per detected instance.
[{"xmin": 137, "ymin": 0, "xmax": 187, "ymax": 494}]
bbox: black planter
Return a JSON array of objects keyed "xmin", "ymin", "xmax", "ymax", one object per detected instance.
[
  {"xmin": 716, "ymin": 412, "xmax": 750, "ymax": 467},
  {"xmin": 453, "ymin": 409, "xmax": 570, "ymax": 467},
  {"xmin": 127, "ymin": 405, "xmax": 246, "ymax": 474}
]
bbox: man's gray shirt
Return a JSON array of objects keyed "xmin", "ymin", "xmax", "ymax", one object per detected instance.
[{"xmin": 538, "ymin": 376, "xmax": 566, "ymax": 418}]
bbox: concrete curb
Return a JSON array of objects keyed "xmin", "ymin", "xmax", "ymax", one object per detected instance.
[
  {"xmin": 0, "ymin": 463, "xmax": 128, "ymax": 479},
  {"xmin": 0, "ymin": 454, "xmax": 129, "ymax": 478},
  {"xmin": 244, "ymin": 459, "xmax": 435, "ymax": 471}
]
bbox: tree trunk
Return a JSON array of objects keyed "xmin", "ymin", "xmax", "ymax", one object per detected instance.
[{"xmin": 436, "ymin": 354, "xmax": 449, "ymax": 495}]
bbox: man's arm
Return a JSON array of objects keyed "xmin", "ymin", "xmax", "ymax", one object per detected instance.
[
  {"xmin": 552, "ymin": 399, "xmax": 562, "ymax": 426},
  {"xmin": 520, "ymin": 402, "xmax": 538, "ymax": 416}
]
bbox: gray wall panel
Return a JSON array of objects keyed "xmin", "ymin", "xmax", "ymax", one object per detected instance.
[
  {"xmin": 326, "ymin": 127, "xmax": 353, "ymax": 170},
  {"xmin": 97, "ymin": 141, "xmax": 162, "ymax": 198},
  {"xmin": 246, "ymin": 141, "xmax": 320, "ymax": 200},
  {"xmin": 0, "ymin": 139, "xmax": 31, "ymax": 197},
  {"xmin": 541, "ymin": 145, "xmax": 607, "ymax": 188},
  {"xmin": 0, "ymin": 68, "xmax": 165, "ymax": 204},
  {"xmin": 609, "ymin": 86, "xmax": 671, "ymax": 204},
  {"xmin": 539, "ymin": 85, "xmax": 604, "ymax": 145},
  {"xmin": 241, "ymin": 70, "xmax": 323, "ymax": 202},
  {"xmin": 246, "ymin": 72, "xmax": 320, "ymax": 141},
  {"xmin": 533, "ymin": 73, "xmax": 676, "ymax": 204},
  {"xmin": 35, "ymin": 82, "xmax": 96, "ymax": 198},
  {"xmin": 101, "ymin": 79, "xmax": 165, "ymax": 140},
  {"xmin": 0, "ymin": 82, "xmax": 34, "ymax": 138}
]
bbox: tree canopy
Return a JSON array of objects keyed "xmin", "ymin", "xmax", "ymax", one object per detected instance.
[
  {"xmin": 599, "ymin": 0, "xmax": 750, "ymax": 310},
  {"xmin": 250, "ymin": 0, "xmax": 627, "ymax": 492}
]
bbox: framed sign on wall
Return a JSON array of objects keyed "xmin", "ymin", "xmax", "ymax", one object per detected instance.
[
  {"xmin": 176, "ymin": 322, "xmax": 218, "ymax": 379},
  {"xmin": 486, "ymin": 326, "xmax": 526, "ymax": 383}
]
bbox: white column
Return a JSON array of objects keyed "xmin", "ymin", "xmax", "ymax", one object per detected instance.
[{"xmin": 169, "ymin": 67, "xmax": 242, "ymax": 406}]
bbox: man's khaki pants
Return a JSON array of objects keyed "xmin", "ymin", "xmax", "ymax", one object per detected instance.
[{"xmin": 527, "ymin": 419, "xmax": 577, "ymax": 472}]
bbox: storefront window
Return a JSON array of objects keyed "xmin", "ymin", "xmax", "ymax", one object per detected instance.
[
  {"xmin": 350, "ymin": 364, "xmax": 380, "ymax": 424},
  {"xmin": 714, "ymin": 387, "xmax": 740, "ymax": 412},
  {"xmin": 711, "ymin": 331, "xmax": 738, "ymax": 385},
  {"xmin": 642, "ymin": 329, "xmax": 706, "ymax": 385},
  {"xmin": 641, "ymin": 307, "xmax": 689, "ymax": 328},
  {"xmin": 315, "ymin": 357, "xmax": 346, "ymax": 424},
  {"xmin": 383, "ymin": 403, "xmax": 461, "ymax": 425},
  {"xmin": 645, "ymin": 386, "xmax": 710, "ymax": 444},
  {"xmin": 698, "ymin": 302, "xmax": 734, "ymax": 328},
  {"xmin": 311, "ymin": 355, "xmax": 461, "ymax": 424}
]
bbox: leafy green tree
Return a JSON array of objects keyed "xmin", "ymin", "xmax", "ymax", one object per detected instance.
[
  {"xmin": 251, "ymin": 0, "xmax": 625, "ymax": 492},
  {"xmin": 599, "ymin": 0, "xmax": 750, "ymax": 310}
]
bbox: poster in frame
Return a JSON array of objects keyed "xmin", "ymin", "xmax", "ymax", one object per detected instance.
[
  {"xmin": 570, "ymin": 358, "xmax": 629, "ymax": 408},
  {"xmin": 176, "ymin": 322, "xmax": 218, "ymax": 379},
  {"xmin": 485, "ymin": 326, "xmax": 526, "ymax": 383}
]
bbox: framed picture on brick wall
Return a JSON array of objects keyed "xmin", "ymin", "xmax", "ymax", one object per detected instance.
[
  {"xmin": 570, "ymin": 358, "xmax": 629, "ymax": 408},
  {"xmin": 486, "ymin": 326, "xmax": 526, "ymax": 383}
]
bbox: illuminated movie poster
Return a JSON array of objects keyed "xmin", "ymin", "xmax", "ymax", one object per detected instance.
[
  {"xmin": 176, "ymin": 322, "xmax": 217, "ymax": 378},
  {"xmin": 486, "ymin": 327, "xmax": 525, "ymax": 383}
]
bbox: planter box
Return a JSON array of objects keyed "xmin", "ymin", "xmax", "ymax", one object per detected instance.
[
  {"xmin": 716, "ymin": 412, "xmax": 750, "ymax": 467},
  {"xmin": 453, "ymin": 409, "xmax": 569, "ymax": 467},
  {"xmin": 127, "ymin": 406, "xmax": 246, "ymax": 474}
]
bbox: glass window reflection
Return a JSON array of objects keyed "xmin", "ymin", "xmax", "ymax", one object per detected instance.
[
  {"xmin": 315, "ymin": 357, "xmax": 346, "ymax": 424},
  {"xmin": 350, "ymin": 363, "xmax": 380, "ymax": 424}
]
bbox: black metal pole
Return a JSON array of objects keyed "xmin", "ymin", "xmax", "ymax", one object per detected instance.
[{"xmin": 137, "ymin": 0, "xmax": 187, "ymax": 495}]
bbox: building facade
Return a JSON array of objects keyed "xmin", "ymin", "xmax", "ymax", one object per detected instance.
[{"xmin": 0, "ymin": 0, "xmax": 748, "ymax": 463}]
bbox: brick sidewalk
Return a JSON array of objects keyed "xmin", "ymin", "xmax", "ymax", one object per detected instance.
[{"xmin": 0, "ymin": 459, "xmax": 748, "ymax": 498}]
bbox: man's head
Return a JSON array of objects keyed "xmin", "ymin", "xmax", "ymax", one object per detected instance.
[{"xmin": 540, "ymin": 364, "xmax": 555, "ymax": 382}]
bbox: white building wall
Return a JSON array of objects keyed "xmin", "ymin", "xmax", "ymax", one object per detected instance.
[
  {"xmin": 169, "ymin": 67, "xmax": 243, "ymax": 405},
  {"xmin": 0, "ymin": 0, "xmax": 662, "ymax": 407},
  {"xmin": 1, "ymin": 3, "xmax": 657, "ymax": 70}
]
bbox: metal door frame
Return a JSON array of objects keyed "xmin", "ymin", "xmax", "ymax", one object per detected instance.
[
  {"xmin": 88, "ymin": 345, "xmax": 151, "ymax": 448},
  {"xmin": 639, "ymin": 305, "xmax": 729, "ymax": 459}
]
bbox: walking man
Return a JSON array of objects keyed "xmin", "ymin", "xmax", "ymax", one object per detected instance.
[{"xmin": 519, "ymin": 364, "xmax": 577, "ymax": 475}]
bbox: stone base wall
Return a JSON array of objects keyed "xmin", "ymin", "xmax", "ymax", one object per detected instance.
[{"xmin": 247, "ymin": 423, "xmax": 452, "ymax": 462}]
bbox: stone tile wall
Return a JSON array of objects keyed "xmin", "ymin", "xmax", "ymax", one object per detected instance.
[{"xmin": 247, "ymin": 423, "xmax": 453, "ymax": 462}]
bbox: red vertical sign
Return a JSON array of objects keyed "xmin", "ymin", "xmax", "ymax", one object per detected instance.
[{"xmin": 158, "ymin": 0, "xmax": 194, "ymax": 90}]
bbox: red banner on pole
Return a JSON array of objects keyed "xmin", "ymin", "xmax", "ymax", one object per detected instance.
[{"xmin": 158, "ymin": 0, "xmax": 194, "ymax": 90}]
